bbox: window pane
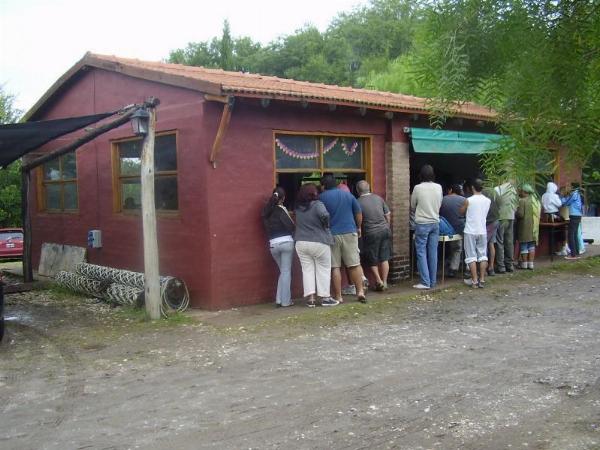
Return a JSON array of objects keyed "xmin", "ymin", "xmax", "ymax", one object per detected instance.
[
  {"xmin": 44, "ymin": 159, "xmax": 61, "ymax": 180},
  {"xmin": 62, "ymin": 153, "xmax": 77, "ymax": 179},
  {"xmin": 121, "ymin": 179, "xmax": 141, "ymax": 210},
  {"xmin": 119, "ymin": 140, "xmax": 142, "ymax": 176},
  {"xmin": 323, "ymin": 137, "xmax": 363, "ymax": 169},
  {"xmin": 155, "ymin": 176, "xmax": 178, "ymax": 210},
  {"xmin": 45, "ymin": 184, "xmax": 61, "ymax": 209},
  {"xmin": 155, "ymin": 134, "xmax": 177, "ymax": 172},
  {"xmin": 63, "ymin": 182, "xmax": 78, "ymax": 209},
  {"xmin": 275, "ymin": 135, "xmax": 319, "ymax": 170}
]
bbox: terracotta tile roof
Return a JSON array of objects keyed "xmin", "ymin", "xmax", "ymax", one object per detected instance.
[{"xmin": 25, "ymin": 52, "xmax": 497, "ymax": 121}]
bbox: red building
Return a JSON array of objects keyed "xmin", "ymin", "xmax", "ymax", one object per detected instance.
[{"xmin": 25, "ymin": 53, "xmax": 498, "ymax": 310}]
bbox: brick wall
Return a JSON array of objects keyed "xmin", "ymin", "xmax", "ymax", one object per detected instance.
[{"xmin": 385, "ymin": 141, "xmax": 411, "ymax": 283}]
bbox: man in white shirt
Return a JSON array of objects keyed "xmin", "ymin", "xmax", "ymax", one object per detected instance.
[
  {"xmin": 460, "ymin": 178, "xmax": 491, "ymax": 288},
  {"xmin": 410, "ymin": 165, "xmax": 443, "ymax": 289}
]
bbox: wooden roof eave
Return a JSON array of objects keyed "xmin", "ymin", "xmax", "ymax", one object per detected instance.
[
  {"xmin": 218, "ymin": 89, "xmax": 497, "ymax": 122},
  {"xmin": 23, "ymin": 52, "xmax": 224, "ymax": 122}
]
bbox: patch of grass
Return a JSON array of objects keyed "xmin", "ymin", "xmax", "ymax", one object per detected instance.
[
  {"xmin": 208, "ymin": 256, "xmax": 600, "ymax": 337},
  {"xmin": 114, "ymin": 305, "xmax": 150, "ymax": 322},
  {"xmin": 212, "ymin": 293, "xmax": 421, "ymax": 336},
  {"xmin": 48, "ymin": 283, "xmax": 89, "ymax": 301},
  {"xmin": 114, "ymin": 306, "xmax": 195, "ymax": 327}
]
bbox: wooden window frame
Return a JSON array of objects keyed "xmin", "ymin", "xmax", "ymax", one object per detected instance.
[
  {"xmin": 272, "ymin": 130, "xmax": 373, "ymax": 186},
  {"xmin": 36, "ymin": 152, "xmax": 79, "ymax": 213},
  {"xmin": 111, "ymin": 130, "xmax": 180, "ymax": 216}
]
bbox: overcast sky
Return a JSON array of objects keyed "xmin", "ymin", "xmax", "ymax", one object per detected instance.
[{"xmin": 0, "ymin": 0, "xmax": 365, "ymax": 114}]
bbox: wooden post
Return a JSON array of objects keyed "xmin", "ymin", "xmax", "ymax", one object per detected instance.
[
  {"xmin": 209, "ymin": 96, "xmax": 235, "ymax": 168},
  {"xmin": 21, "ymin": 168, "xmax": 33, "ymax": 282},
  {"xmin": 140, "ymin": 108, "xmax": 161, "ymax": 319}
]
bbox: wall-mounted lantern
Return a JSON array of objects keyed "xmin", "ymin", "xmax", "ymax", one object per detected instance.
[{"xmin": 130, "ymin": 108, "xmax": 150, "ymax": 136}]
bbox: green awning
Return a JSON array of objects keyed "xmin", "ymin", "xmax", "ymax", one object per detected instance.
[{"xmin": 409, "ymin": 128, "xmax": 503, "ymax": 154}]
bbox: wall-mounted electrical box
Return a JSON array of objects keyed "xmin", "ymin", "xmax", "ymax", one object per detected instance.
[{"xmin": 87, "ymin": 230, "xmax": 102, "ymax": 248}]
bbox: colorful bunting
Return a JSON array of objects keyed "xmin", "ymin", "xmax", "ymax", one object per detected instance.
[
  {"xmin": 275, "ymin": 138, "xmax": 318, "ymax": 160},
  {"xmin": 276, "ymin": 137, "xmax": 361, "ymax": 160}
]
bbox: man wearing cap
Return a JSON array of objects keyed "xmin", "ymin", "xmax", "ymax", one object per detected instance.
[
  {"xmin": 516, "ymin": 184, "xmax": 541, "ymax": 269},
  {"xmin": 494, "ymin": 180, "xmax": 518, "ymax": 273}
]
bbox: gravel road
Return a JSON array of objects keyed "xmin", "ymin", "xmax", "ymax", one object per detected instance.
[{"xmin": 1, "ymin": 267, "xmax": 599, "ymax": 450}]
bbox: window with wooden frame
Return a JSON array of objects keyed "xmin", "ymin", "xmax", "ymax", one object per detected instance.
[
  {"xmin": 274, "ymin": 132, "xmax": 372, "ymax": 207},
  {"xmin": 39, "ymin": 152, "xmax": 78, "ymax": 212},
  {"xmin": 113, "ymin": 132, "xmax": 178, "ymax": 212}
]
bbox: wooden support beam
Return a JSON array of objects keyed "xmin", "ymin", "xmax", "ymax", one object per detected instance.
[
  {"xmin": 204, "ymin": 94, "xmax": 230, "ymax": 103},
  {"xmin": 21, "ymin": 104, "xmax": 149, "ymax": 172},
  {"xmin": 21, "ymin": 168, "xmax": 33, "ymax": 282},
  {"xmin": 209, "ymin": 96, "xmax": 235, "ymax": 168},
  {"xmin": 19, "ymin": 97, "xmax": 159, "ymax": 290},
  {"xmin": 140, "ymin": 107, "xmax": 161, "ymax": 320}
]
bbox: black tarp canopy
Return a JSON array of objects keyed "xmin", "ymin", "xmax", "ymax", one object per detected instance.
[{"xmin": 0, "ymin": 112, "xmax": 115, "ymax": 168}]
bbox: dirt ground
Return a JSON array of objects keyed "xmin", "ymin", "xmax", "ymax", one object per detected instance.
[{"xmin": 1, "ymin": 260, "xmax": 599, "ymax": 450}]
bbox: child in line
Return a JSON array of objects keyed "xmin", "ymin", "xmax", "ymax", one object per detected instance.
[{"xmin": 516, "ymin": 184, "xmax": 541, "ymax": 269}]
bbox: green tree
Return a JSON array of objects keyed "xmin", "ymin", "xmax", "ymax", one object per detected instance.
[
  {"xmin": 166, "ymin": 0, "xmax": 421, "ymax": 87},
  {"xmin": 329, "ymin": 0, "xmax": 423, "ymax": 81},
  {"xmin": 167, "ymin": 21, "xmax": 262, "ymax": 72},
  {"xmin": 219, "ymin": 20, "xmax": 234, "ymax": 71},
  {"xmin": 366, "ymin": 0, "xmax": 600, "ymax": 187},
  {"xmin": 0, "ymin": 86, "xmax": 23, "ymax": 227}
]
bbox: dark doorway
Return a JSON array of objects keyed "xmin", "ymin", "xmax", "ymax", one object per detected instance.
[{"xmin": 410, "ymin": 151, "xmax": 482, "ymax": 191}]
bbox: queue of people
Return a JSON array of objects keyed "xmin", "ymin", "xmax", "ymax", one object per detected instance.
[
  {"xmin": 262, "ymin": 174, "xmax": 392, "ymax": 307},
  {"xmin": 264, "ymin": 167, "xmax": 588, "ymax": 305},
  {"xmin": 414, "ymin": 166, "xmax": 586, "ymax": 290}
]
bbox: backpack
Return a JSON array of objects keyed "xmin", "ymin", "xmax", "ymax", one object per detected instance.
[{"xmin": 439, "ymin": 216, "xmax": 456, "ymax": 237}]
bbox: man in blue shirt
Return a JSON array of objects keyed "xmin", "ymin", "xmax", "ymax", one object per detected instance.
[{"xmin": 320, "ymin": 173, "xmax": 366, "ymax": 303}]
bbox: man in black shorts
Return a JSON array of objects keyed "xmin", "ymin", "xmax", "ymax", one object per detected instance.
[{"xmin": 357, "ymin": 180, "xmax": 392, "ymax": 291}]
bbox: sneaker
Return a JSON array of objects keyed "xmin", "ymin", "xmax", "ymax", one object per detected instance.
[
  {"xmin": 478, "ymin": 280, "xmax": 486, "ymax": 288},
  {"xmin": 342, "ymin": 285, "xmax": 357, "ymax": 295},
  {"xmin": 463, "ymin": 278, "xmax": 478, "ymax": 287},
  {"xmin": 527, "ymin": 262, "xmax": 534, "ymax": 270},
  {"xmin": 307, "ymin": 299, "xmax": 316, "ymax": 308},
  {"xmin": 412, "ymin": 284, "xmax": 430, "ymax": 290},
  {"xmin": 487, "ymin": 269, "xmax": 496, "ymax": 276},
  {"xmin": 375, "ymin": 282, "xmax": 385, "ymax": 292},
  {"xmin": 565, "ymin": 255, "xmax": 581, "ymax": 260},
  {"xmin": 320, "ymin": 297, "xmax": 339, "ymax": 307},
  {"xmin": 505, "ymin": 266, "xmax": 514, "ymax": 273}
]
